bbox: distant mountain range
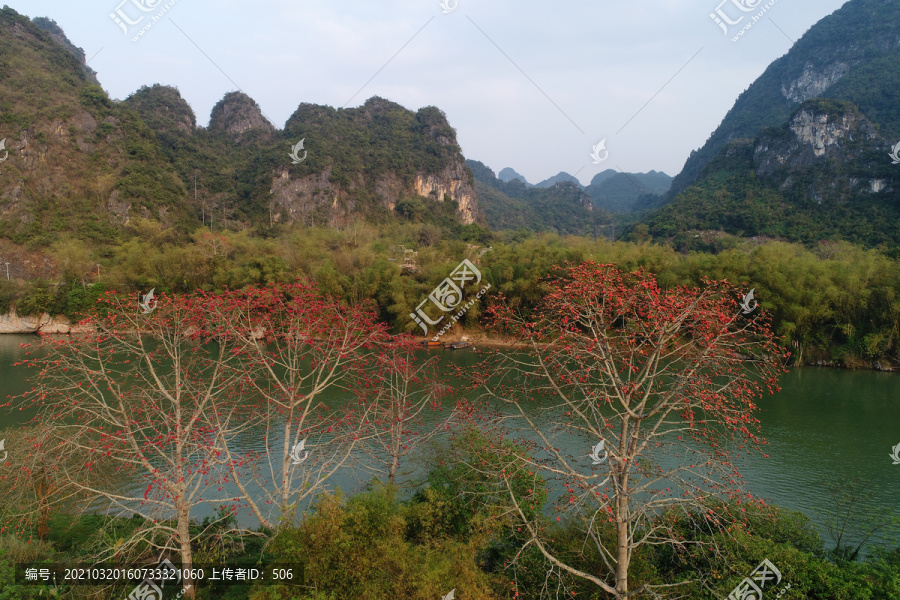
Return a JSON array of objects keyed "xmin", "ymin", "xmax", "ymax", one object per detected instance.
[
  {"xmin": 3, "ymin": 0, "xmax": 900, "ymax": 251},
  {"xmin": 648, "ymin": 0, "xmax": 900, "ymax": 249},
  {"xmin": 468, "ymin": 161, "xmax": 611, "ymax": 237},
  {"xmin": 490, "ymin": 165, "xmax": 672, "ymax": 214},
  {"xmin": 467, "ymin": 161, "xmax": 672, "ymax": 236}
]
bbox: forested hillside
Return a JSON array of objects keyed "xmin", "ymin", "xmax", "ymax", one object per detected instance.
[
  {"xmin": 644, "ymin": 98, "xmax": 900, "ymax": 248},
  {"xmin": 668, "ymin": 0, "xmax": 900, "ymax": 198},
  {"xmin": 468, "ymin": 160, "xmax": 613, "ymax": 236},
  {"xmin": 0, "ymin": 7, "xmax": 480, "ymax": 244}
]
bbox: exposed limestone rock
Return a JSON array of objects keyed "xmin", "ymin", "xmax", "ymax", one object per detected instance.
[
  {"xmin": 209, "ymin": 91, "xmax": 276, "ymax": 140},
  {"xmin": 790, "ymin": 110, "xmax": 856, "ymax": 158},
  {"xmin": 754, "ymin": 100, "xmax": 890, "ymax": 201},
  {"xmin": 106, "ymin": 190, "xmax": 131, "ymax": 225},
  {"xmin": 0, "ymin": 312, "xmax": 91, "ymax": 334},
  {"xmin": 414, "ymin": 163, "xmax": 477, "ymax": 225},
  {"xmin": 269, "ymin": 168, "xmax": 350, "ymax": 227},
  {"xmin": 781, "ymin": 62, "xmax": 851, "ymax": 104}
]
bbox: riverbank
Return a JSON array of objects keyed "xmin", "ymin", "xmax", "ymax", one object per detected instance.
[
  {"xmin": 2, "ymin": 311, "xmax": 896, "ymax": 373},
  {"xmin": 0, "ymin": 311, "xmax": 92, "ymax": 334},
  {"xmin": 427, "ymin": 330, "xmax": 900, "ymax": 372}
]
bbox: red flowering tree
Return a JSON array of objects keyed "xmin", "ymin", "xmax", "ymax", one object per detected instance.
[
  {"xmin": 353, "ymin": 337, "xmax": 454, "ymax": 486},
  {"xmin": 0, "ymin": 423, "xmax": 101, "ymax": 542},
  {"xmin": 15, "ymin": 292, "xmax": 257, "ymax": 599},
  {"xmin": 204, "ymin": 283, "xmax": 389, "ymax": 529},
  {"xmin": 470, "ymin": 263, "xmax": 786, "ymax": 598}
]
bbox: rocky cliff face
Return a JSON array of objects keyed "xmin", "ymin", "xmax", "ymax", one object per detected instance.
[
  {"xmin": 268, "ymin": 161, "xmax": 478, "ymax": 227},
  {"xmin": 781, "ymin": 63, "xmax": 851, "ymax": 104},
  {"xmin": 208, "ymin": 92, "xmax": 276, "ymax": 140},
  {"xmin": 268, "ymin": 168, "xmax": 348, "ymax": 227},
  {"xmin": 642, "ymin": 95, "xmax": 900, "ymax": 247},
  {"xmin": 667, "ymin": 0, "xmax": 900, "ymax": 199},
  {"xmin": 414, "ymin": 164, "xmax": 477, "ymax": 225},
  {"xmin": 270, "ymin": 97, "xmax": 480, "ymax": 227},
  {"xmin": 754, "ymin": 100, "xmax": 893, "ymax": 200}
]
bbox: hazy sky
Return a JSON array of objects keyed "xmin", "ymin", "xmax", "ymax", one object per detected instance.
[{"xmin": 7, "ymin": 0, "xmax": 849, "ymax": 184}]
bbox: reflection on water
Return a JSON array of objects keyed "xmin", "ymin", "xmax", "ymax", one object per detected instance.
[{"xmin": 0, "ymin": 337, "xmax": 897, "ymax": 548}]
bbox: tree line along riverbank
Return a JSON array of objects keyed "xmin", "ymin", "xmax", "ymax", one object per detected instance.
[{"xmin": 0, "ymin": 225, "xmax": 898, "ymax": 369}]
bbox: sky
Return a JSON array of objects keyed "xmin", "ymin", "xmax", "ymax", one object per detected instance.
[{"xmin": 7, "ymin": 0, "xmax": 849, "ymax": 185}]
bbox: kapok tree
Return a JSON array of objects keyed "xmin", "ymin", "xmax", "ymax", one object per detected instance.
[
  {"xmin": 470, "ymin": 263, "xmax": 786, "ymax": 599},
  {"xmin": 0, "ymin": 422, "xmax": 107, "ymax": 542},
  {"xmin": 16, "ymin": 292, "xmax": 257, "ymax": 599},
  {"xmin": 202, "ymin": 283, "xmax": 389, "ymax": 529},
  {"xmin": 353, "ymin": 337, "xmax": 454, "ymax": 486}
]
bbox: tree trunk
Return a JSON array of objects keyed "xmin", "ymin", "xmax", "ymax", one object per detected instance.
[
  {"xmin": 388, "ymin": 453, "xmax": 398, "ymax": 485},
  {"xmin": 35, "ymin": 471, "xmax": 51, "ymax": 541},
  {"xmin": 177, "ymin": 501, "xmax": 196, "ymax": 599},
  {"xmin": 615, "ymin": 475, "xmax": 630, "ymax": 598}
]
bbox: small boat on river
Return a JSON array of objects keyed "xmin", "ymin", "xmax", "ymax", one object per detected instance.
[{"xmin": 444, "ymin": 336, "xmax": 471, "ymax": 350}]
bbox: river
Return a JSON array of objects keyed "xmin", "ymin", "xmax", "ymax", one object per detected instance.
[{"xmin": 0, "ymin": 335, "xmax": 897, "ymax": 550}]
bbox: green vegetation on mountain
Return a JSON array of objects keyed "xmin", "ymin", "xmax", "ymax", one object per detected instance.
[
  {"xmin": 669, "ymin": 0, "xmax": 900, "ymax": 198},
  {"xmin": 585, "ymin": 169, "xmax": 672, "ymax": 214},
  {"xmin": 644, "ymin": 98, "xmax": 900, "ymax": 249},
  {"xmin": 0, "ymin": 7, "xmax": 479, "ymax": 248},
  {"xmin": 0, "ymin": 9, "xmax": 191, "ymax": 245},
  {"xmin": 0, "ymin": 4, "xmax": 898, "ymax": 370},
  {"xmin": 468, "ymin": 160, "xmax": 614, "ymax": 236}
]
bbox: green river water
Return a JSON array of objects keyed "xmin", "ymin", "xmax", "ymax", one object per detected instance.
[{"xmin": 0, "ymin": 335, "xmax": 897, "ymax": 548}]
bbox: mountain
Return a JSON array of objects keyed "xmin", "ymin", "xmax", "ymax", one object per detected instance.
[
  {"xmin": 648, "ymin": 0, "xmax": 900, "ymax": 248},
  {"xmin": 469, "ymin": 160, "xmax": 674, "ymax": 233},
  {"xmin": 643, "ymin": 98, "xmax": 899, "ymax": 248},
  {"xmin": 31, "ymin": 17, "xmax": 99, "ymax": 86},
  {"xmin": 585, "ymin": 170, "xmax": 672, "ymax": 214},
  {"xmin": 0, "ymin": 8, "xmax": 190, "ymax": 245},
  {"xmin": 0, "ymin": 8, "xmax": 480, "ymax": 247},
  {"xmin": 468, "ymin": 160, "xmax": 613, "ymax": 236},
  {"xmin": 498, "ymin": 167, "xmax": 531, "ymax": 186},
  {"xmin": 535, "ymin": 172, "xmax": 583, "ymax": 189},
  {"xmin": 274, "ymin": 97, "xmax": 478, "ymax": 228},
  {"xmin": 668, "ymin": 0, "xmax": 900, "ymax": 199},
  {"xmin": 123, "ymin": 89, "xmax": 480, "ymax": 230}
]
